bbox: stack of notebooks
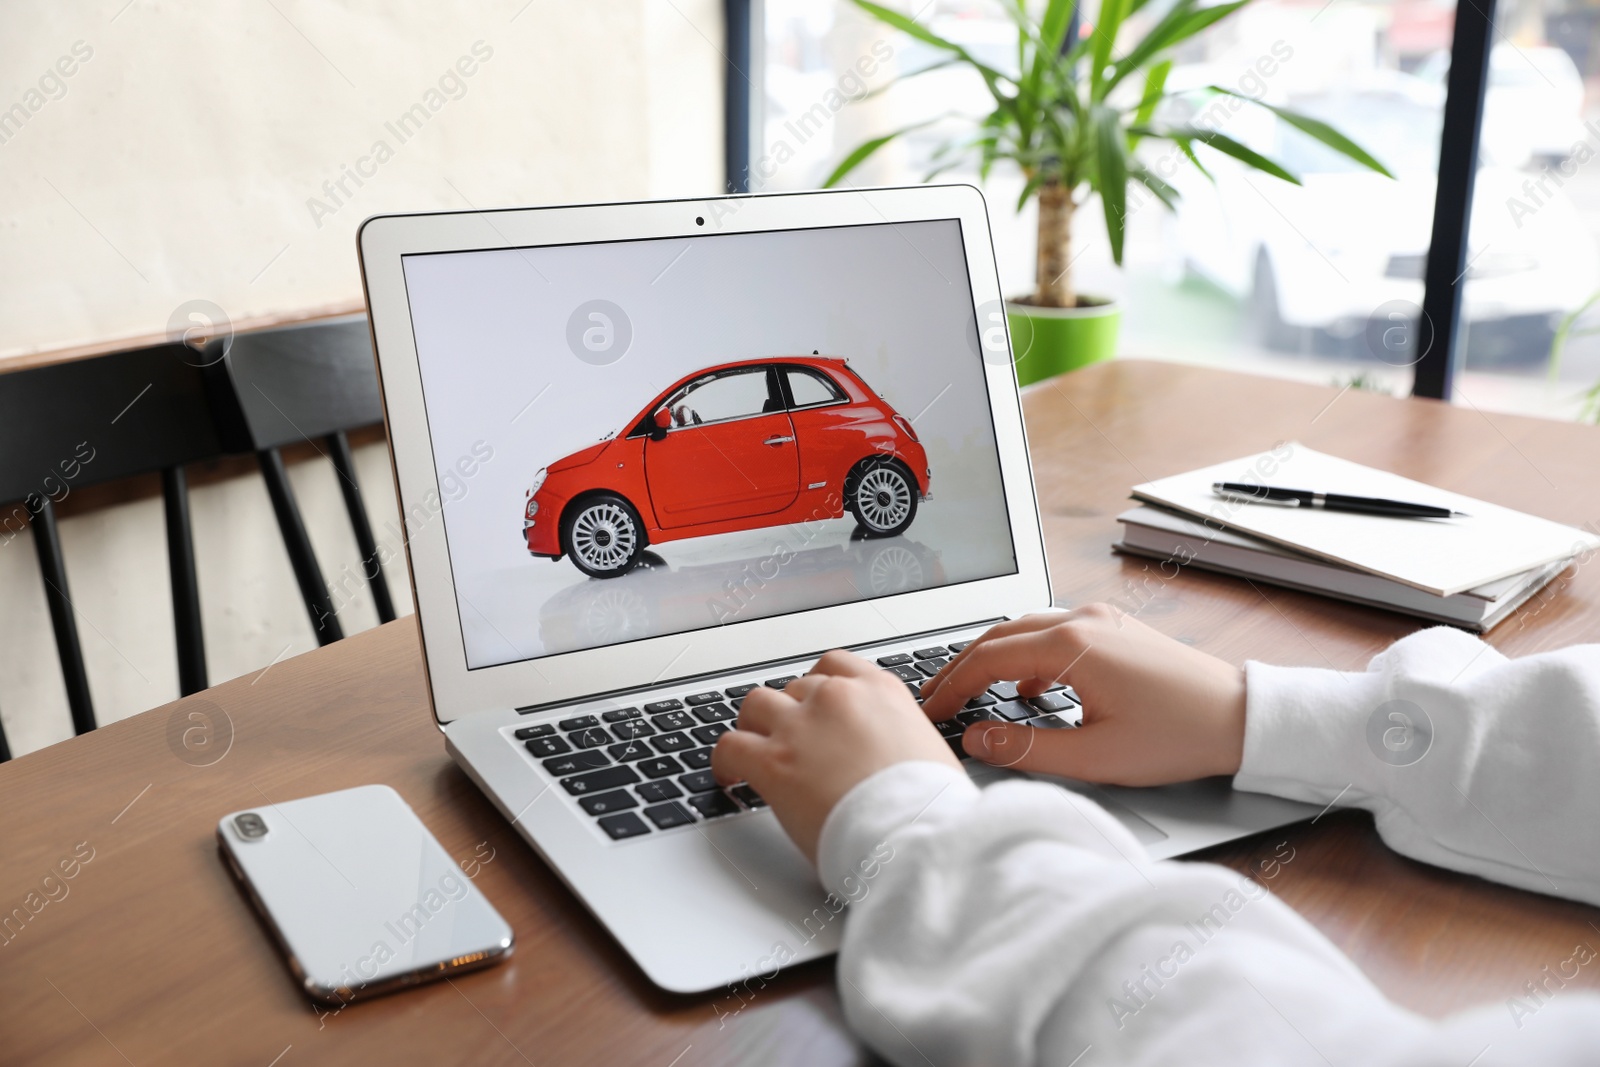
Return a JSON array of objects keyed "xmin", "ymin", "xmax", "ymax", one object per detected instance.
[{"xmin": 1116, "ymin": 446, "xmax": 1600, "ymax": 631}]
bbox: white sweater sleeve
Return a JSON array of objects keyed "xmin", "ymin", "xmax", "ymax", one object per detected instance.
[
  {"xmin": 819, "ymin": 761, "xmax": 1600, "ymax": 1067},
  {"xmin": 1236, "ymin": 626, "xmax": 1600, "ymax": 907}
]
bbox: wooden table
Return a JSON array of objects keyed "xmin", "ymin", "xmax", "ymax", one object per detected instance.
[{"xmin": 4, "ymin": 360, "xmax": 1597, "ymax": 1065}]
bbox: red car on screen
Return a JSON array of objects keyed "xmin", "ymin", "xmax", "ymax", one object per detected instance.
[{"xmin": 523, "ymin": 357, "xmax": 931, "ymax": 578}]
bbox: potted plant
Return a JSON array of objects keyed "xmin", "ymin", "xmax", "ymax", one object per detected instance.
[{"xmin": 825, "ymin": 0, "xmax": 1393, "ymax": 385}]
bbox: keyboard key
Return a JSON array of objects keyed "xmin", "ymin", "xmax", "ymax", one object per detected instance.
[
  {"xmin": 1057, "ymin": 685, "xmax": 1080, "ymax": 702},
  {"xmin": 679, "ymin": 748, "xmax": 712, "ymax": 770},
  {"xmin": 876, "ymin": 653, "xmax": 913, "ymax": 667},
  {"xmin": 638, "ymin": 756, "xmax": 685, "ymax": 779},
  {"xmin": 1034, "ymin": 714, "xmax": 1076, "ymax": 729},
  {"xmin": 570, "ymin": 727, "xmax": 612, "ymax": 749},
  {"xmin": 601, "ymin": 707, "xmax": 641, "ymax": 723},
  {"xmin": 692, "ymin": 702, "xmax": 737, "ymax": 723},
  {"xmin": 644, "ymin": 698, "xmax": 684, "ymax": 714},
  {"xmin": 607, "ymin": 740, "xmax": 654, "ymax": 762},
  {"xmin": 525, "ymin": 736, "xmax": 571, "ymax": 757},
  {"xmin": 731, "ymin": 784, "xmax": 766, "ymax": 808},
  {"xmin": 688, "ymin": 791, "xmax": 740, "ymax": 819},
  {"xmin": 913, "ymin": 646, "xmax": 948, "ymax": 659},
  {"xmin": 544, "ymin": 751, "xmax": 610, "ymax": 776},
  {"xmin": 651, "ymin": 710, "xmax": 695, "ymax": 732},
  {"xmin": 678, "ymin": 770, "xmax": 718, "ymax": 794},
  {"xmin": 611, "ymin": 720, "xmax": 656, "ymax": 740},
  {"xmin": 956, "ymin": 708, "xmax": 1000, "ymax": 726},
  {"xmin": 597, "ymin": 812, "xmax": 651, "ymax": 840},
  {"xmin": 916, "ymin": 657, "xmax": 948, "ymax": 677},
  {"xmin": 965, "ymin": 694, "xmax": 998, "ymax": 709},
  {"xmin": 559, "ymin": 714, "xmax": 598, "ymax": 731},
  {"xmin": 1029, "ymin": 691, "xmax": 1078, "ymax": 714},
  {"xmin": 765, "ymin": 676, "xmax": 798, "ymax": 689},
  {"xmin": 514, "ymin": 723, "xmax": 555, "ymax": 740},
  {"xmin": 906, "ymin": 682, "xmax": 924, "ymax": 701},
  {"xmin": 651, "ymin": 731, "xmax": 694, "ymax": 754},
  {"xmin": 935, "ymin": 719, "xmax": 964, "ymax": 739},
  {"xmin": 947, "ymin": 736, "xmax": 968, "ymax": 760},
  {"xmin": 685, "ymin": 691, "xmax": 723, "ymax": 706},
  {"xmin": 725, "ymin": 683, "xmax": 758, "ymax": 698},
  {"xmin": 636, "ymin": 780, "xmax": 684, "ymax": 802},
  {"xmin": 886, "ymin": 664, "xmax": 922, "ymax": 683},
  {"xmin": 995, "ymin": 700, "xmax": 1036, "ymax": 722},
  {"xmin": 989, "ymin": 681, "xmax": 1022, "ymax": 701},
  {"xmin": 948, "ymin": 640, "xmax": 972, "ymax": 653},
  {"xmin": 691, "ymin": 723, "xmax": 732, "ymax": 747},
  {"xmin": 562, "ymin": 766, "xmax": 641, "ymax": 795},
  {"xmin": 644, "ymin": 801, "xmax": 697, "ymax": 829},
  {"xmin": 579, "ymin": 789, "xmax": 639, "ymax": 816}
]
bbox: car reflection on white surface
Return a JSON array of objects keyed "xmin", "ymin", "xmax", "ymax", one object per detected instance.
[{"xmin": 1158, "ymin": 69, "xmax": 1600, "ymax": 362}]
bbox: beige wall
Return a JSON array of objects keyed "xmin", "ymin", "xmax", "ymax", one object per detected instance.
[
  {"xmin": 0, "ymin": 1, "xmax": 724, "ymax": 755},
  {"xmin": 0, "ymin": 0, "xmax": 723, "ymax": 363}
]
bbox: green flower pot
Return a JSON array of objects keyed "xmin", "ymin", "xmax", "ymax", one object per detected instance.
[{"xmin": 1006, "ymin": 297, "xmax": 1121, "ymax": 387}]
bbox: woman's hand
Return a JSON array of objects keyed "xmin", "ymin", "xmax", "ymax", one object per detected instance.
[
  {"xmin": 919, "ymin": 605, "xmax": 1247, "ymax": 786},
  {"xmin": 712, "ymin": 649, "xmax": 959, "ymax": 863}
]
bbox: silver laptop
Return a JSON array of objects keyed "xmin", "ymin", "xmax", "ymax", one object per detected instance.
[{"xmin": 356, "ymin": 185, "xmax": 1317, "ymax": 994}]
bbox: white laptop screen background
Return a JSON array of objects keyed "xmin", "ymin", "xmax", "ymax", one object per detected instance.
[{"xmin": 400, "ymin": 218, "xmax": 1017, "ymax": 669}]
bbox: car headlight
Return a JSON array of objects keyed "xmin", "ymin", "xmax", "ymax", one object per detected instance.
[
  {"xmin": 528, "ymin": 466, "xmax": 548, "ymax": 495},
  {"xmin": 525, "ymin": 498, "xmax": 540, "ymax": 520}
]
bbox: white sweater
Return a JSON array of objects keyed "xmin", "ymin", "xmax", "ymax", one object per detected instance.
[{"xmin": 818, "ymin": 628, "xmax": 1600, "ymax": 1066}]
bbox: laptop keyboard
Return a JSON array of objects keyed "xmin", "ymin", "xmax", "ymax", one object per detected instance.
[{"xmin": 505, "ymin": 639, "xmax": 1084, "ymax": 842}]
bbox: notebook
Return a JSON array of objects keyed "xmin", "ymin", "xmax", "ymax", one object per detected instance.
[
  {"xmin": 1130, "ymin": 445, "xmax": 1600, "ymax": 597},
  {"xmin": 1115, "ymin": 504, "xmax": 1570, "ymax": 631}
]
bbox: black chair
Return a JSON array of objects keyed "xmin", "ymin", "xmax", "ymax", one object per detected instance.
[
  {"xmin": 0, "ymin": 344, "xmax": 226, "ymax": 760},
  {"xmin": 204, "ymin": 317, "xmax": 395, "ymax": 646}
]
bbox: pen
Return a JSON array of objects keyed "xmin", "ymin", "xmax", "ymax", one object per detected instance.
[{"xmin": 1211, "ymin": 482, "xmax": 1469, "ymax": 519}]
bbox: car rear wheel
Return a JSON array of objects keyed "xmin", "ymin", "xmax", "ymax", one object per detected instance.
[
  {"xmin": 845, "ymin": 458, "xmax": 918, "ymax": 538},
  {"xmin": 563, "ymin": 494, "xmax": 646, "ymax": 578}
]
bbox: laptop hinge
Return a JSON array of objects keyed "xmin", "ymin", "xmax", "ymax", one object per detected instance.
[{"xmin": 512, "ymin": 616, "xmax": 1009, "ymax": 716}]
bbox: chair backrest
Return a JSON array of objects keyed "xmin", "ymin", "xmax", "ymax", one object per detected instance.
[
  {"xmin": 0, "ymin": 343, "xmax": 226, "ymax": 753},
  {"xmin": 207, "ymin": 316, "xmax": 383, "ymax": 449},
  {"xmin": 0, "ymin": 343, "xmax": 223, "ymax": 513}
]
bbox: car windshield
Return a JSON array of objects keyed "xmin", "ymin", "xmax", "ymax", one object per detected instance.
[{"xmin": 1273, "ymin": 93, "xmax": 1439, "ymax": 177}]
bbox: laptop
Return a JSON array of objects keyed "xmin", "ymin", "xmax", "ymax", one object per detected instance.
[{"xmin": 356, "ymin": 185, "xmax": 1318, "ymax": 994}]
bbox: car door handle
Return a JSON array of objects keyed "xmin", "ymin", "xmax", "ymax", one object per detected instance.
[{"xmin": 763, "ymin": 436, "xmax": 794, "ymax": 446}]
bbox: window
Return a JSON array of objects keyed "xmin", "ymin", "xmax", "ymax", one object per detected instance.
[
  {"xmin": 669, "ymin": 368, "xmax": 774, "ymax": 426},
  {"xmin": 785, "ymin": 367, "xmax": 844, "ymax": 406},
  {"xmin": 759, "ymin": 0, "xmax": 1460, "ymax": 404},
  {"xmin": 1452, "ymin": 38, "xmax": 1600, "ymax": 422}
]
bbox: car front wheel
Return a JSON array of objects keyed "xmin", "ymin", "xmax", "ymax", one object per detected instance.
[
  {"xmin": 845, "ymin": 458, "xmax": 918, "ymax": 538},
  {"xmin": 562, "ymin": 494, "xmax": 646, "ymax": 578}
]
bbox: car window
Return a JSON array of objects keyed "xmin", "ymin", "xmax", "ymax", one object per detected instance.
[
  {"xmin": 669, "ymin": 368, "xmax": 772, "ymax": 426},
  {"xmin": 786, "ymin": 368, "xmax": 844, "ymax": 407}
]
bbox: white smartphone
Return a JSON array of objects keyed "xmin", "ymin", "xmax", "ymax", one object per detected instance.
[{"xmin": 217, "ymin": 784, "xmax": 514, "ymax": 1005}]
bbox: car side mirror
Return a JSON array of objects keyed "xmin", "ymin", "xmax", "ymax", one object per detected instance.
[{"xmin": 650, "ymin": 408, "xmax": 670, "ymax": 441}]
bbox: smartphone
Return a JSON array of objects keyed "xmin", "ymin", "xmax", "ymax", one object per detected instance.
[{"xmin": 218, "ymin": 784, "xmax": 513, "ymax": 1005}]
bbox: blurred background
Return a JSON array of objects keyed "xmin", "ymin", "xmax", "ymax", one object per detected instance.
[
  {"xmin": 762, "ymin": 0, "xmax": 1600, "ymax": 416},
  {"xmin": 4, "ymin": 0, "xmax": 1595, "ymax": 757}
]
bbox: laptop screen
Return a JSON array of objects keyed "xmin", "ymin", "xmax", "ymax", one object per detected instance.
[{"xmin": 401, "ymin": 218, "xmax": 1019, "ymax": 670}]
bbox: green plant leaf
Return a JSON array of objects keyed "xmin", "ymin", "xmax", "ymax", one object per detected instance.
[
  {"xmin": 1089, "ymin": 0, "xmax": 1128, "ymax": 98},
  {"xmin": 1173, "ymin": 136, "xmax": 1214, "ymax": 182},
  {"xmin": 821, "ymin": 116, "xmax": 943, "ymax": 188},
  {"xmin": 850, "ymin": 1, "xmax": 1011, "ymax": 91},
  {"xmin": 1130, "ymin": 164, "xmax": 1179, "ymax": 210},
  {"xmin": 1205, "ymin": 88, "xmax": 1397, "ymax": 178},
  {"xmin": 1109, "ymin": 0, "xmax": 1249, "ymax": 95},
  {"xmin": 1133, "ymin": 58, "xmax": 1172, "ymax": 131},
  {"xmin": 1131, "ymin": 124, "xmax": 1301, "ymax": 184},
  {"xmin": 1093, "ymin": 107, "xmax": 1128, "ymax": 264}
]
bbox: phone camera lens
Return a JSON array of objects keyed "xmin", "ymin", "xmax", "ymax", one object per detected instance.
[
  {"xmin": 234, "ymin": 812, "xmax": 269, "ymax": 839},
  {"xmin": 695, "ymin": 216, "xmax": 704, "ymax": 226}
]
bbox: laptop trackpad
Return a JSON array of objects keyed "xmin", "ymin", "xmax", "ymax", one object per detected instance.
[{"xmin": 963, "ymin": 764, "xmax": 1170, "ymax": 848}]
